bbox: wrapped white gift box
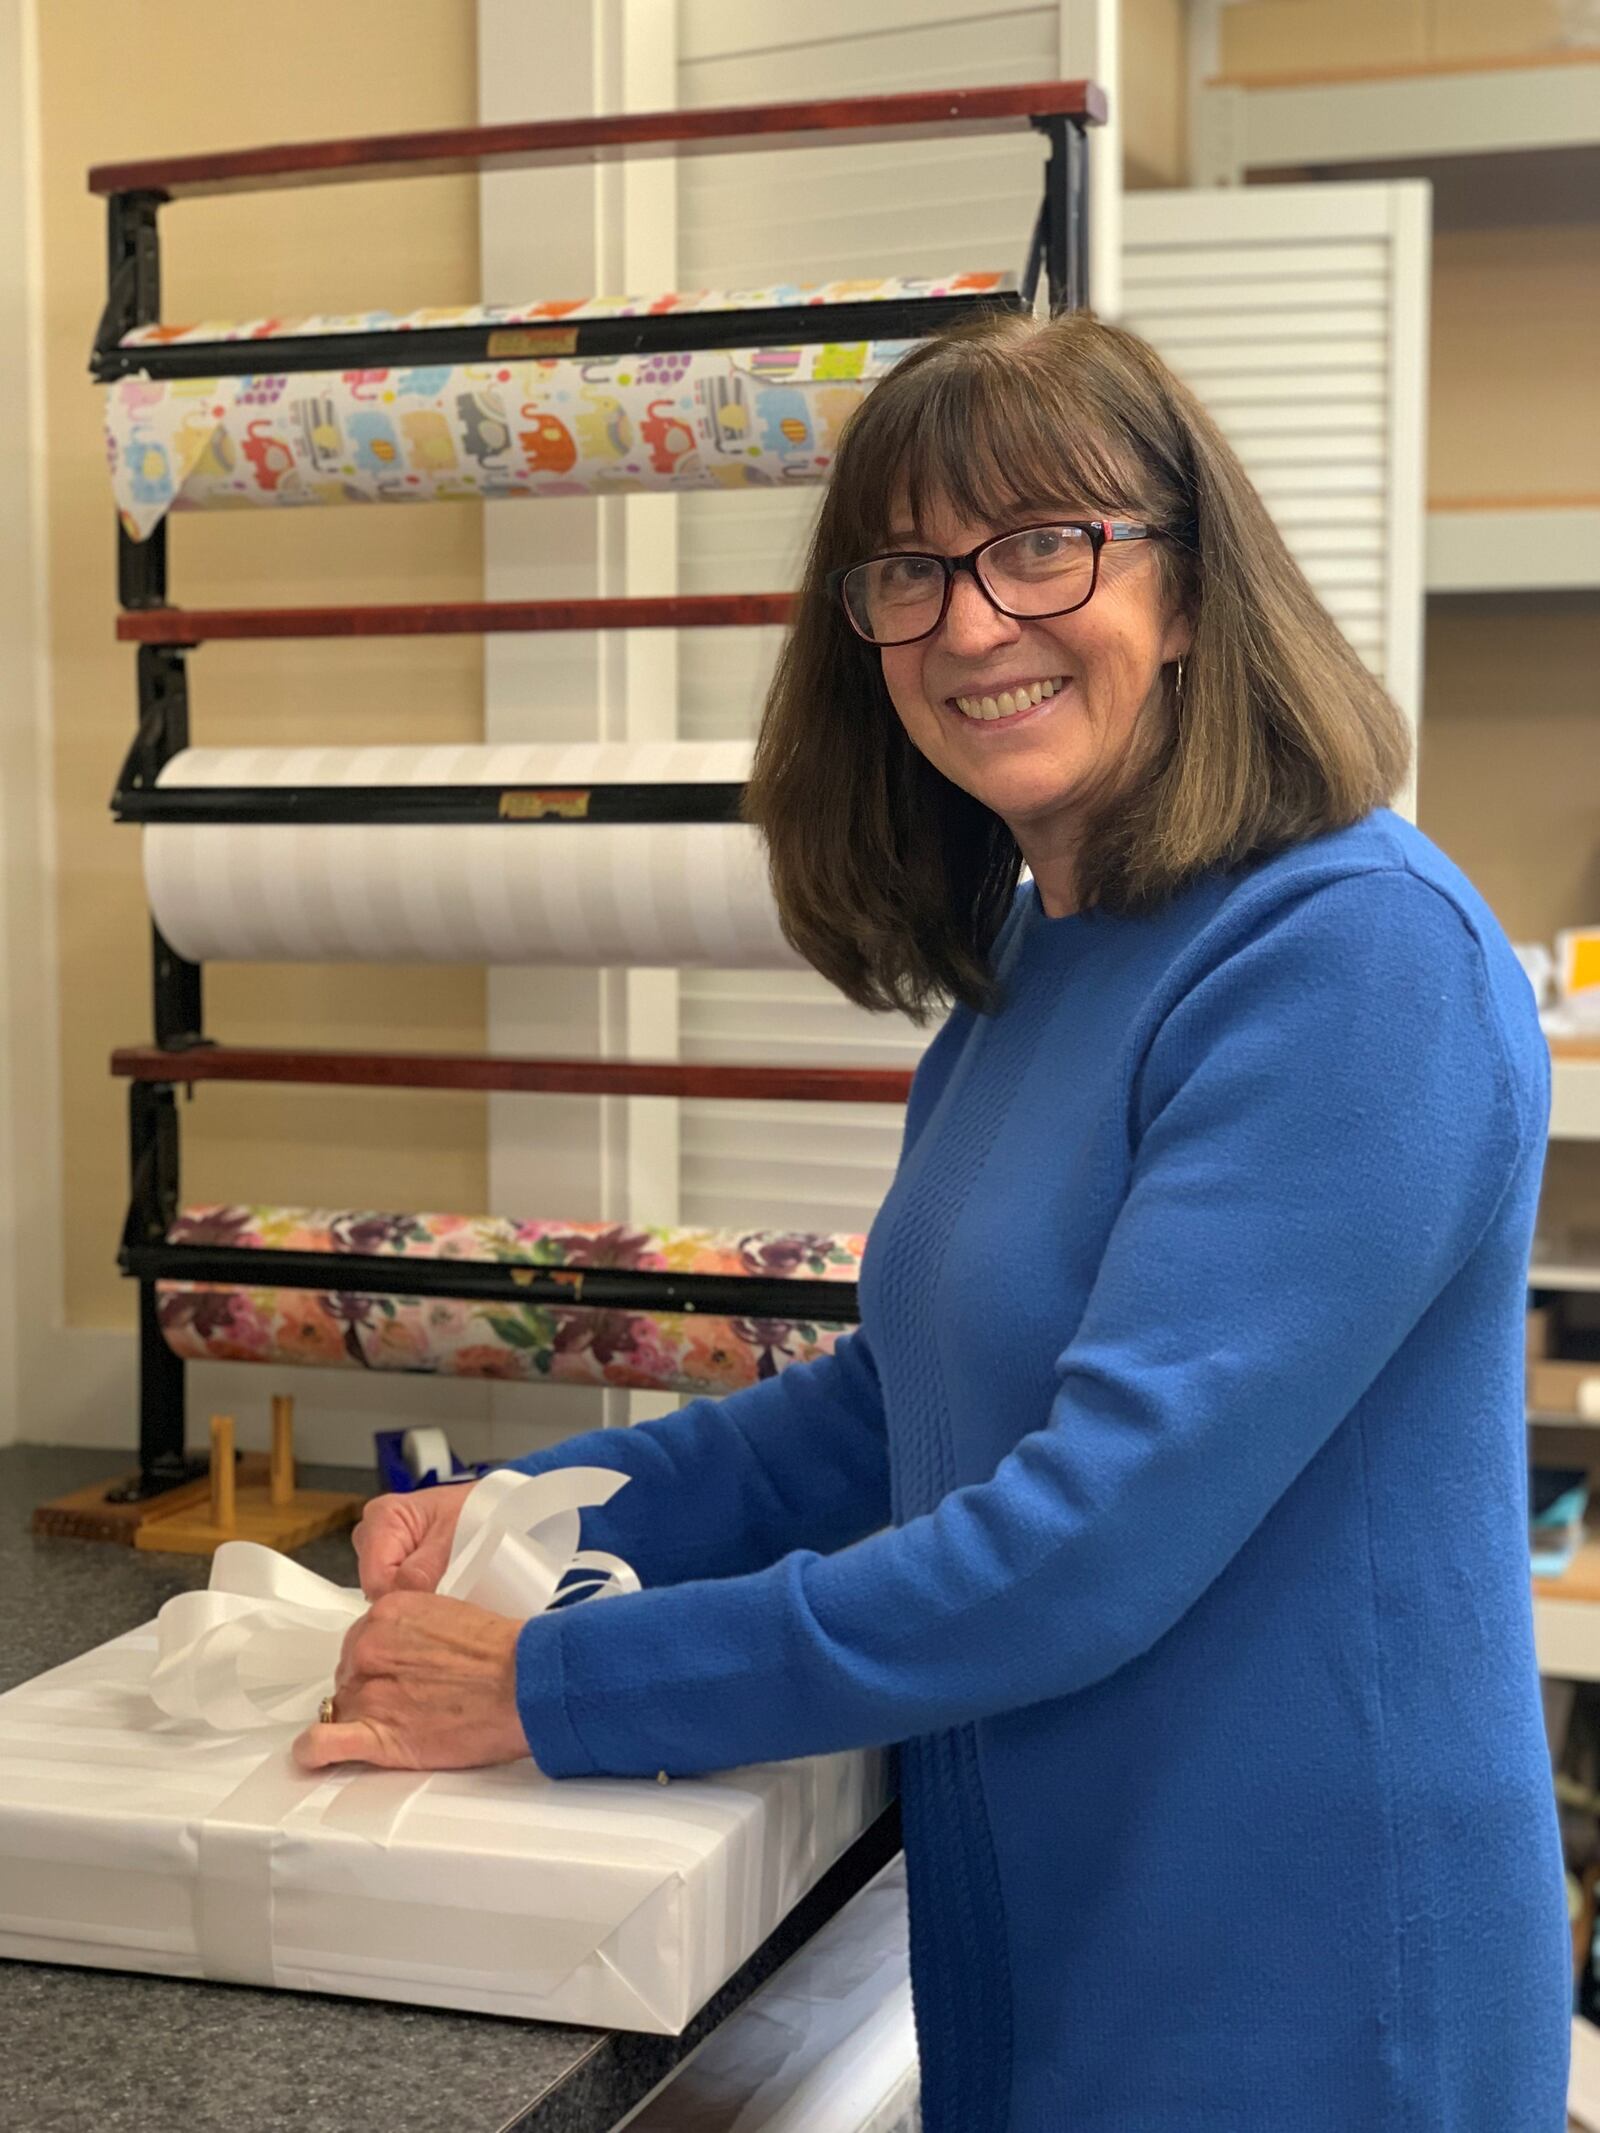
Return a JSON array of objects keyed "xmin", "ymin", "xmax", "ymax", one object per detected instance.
[{"xmin": 0, "ymin": 1469, "xmax": 888, "ymax": 2034}]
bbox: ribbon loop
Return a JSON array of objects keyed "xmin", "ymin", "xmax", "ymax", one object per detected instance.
[{"xmin": 148, "ymin": 1466, "xmax": 635, "ymax": 1732}]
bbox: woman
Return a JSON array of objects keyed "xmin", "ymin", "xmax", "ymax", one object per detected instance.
[{"xmin": 299, "ymin": 312, "xmax": 1570, "ymax": 2129}]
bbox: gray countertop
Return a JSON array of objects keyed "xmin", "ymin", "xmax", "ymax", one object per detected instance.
[{"xmin": 0, "ymin": 1443, "xmax": 899, "ymax": 2133}]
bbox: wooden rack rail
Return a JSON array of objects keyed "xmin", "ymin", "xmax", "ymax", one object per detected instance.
[
  {"xmin": 90, "ymin": 82, "xmax": 1105, "ymax": 197},
  {"xmin": 116, "ymin": 594, "xmax": 798, "ymax": 645},
  {"xmin": 112, "ymin": 1046, "xmax": 915, "ymax": 1105}
]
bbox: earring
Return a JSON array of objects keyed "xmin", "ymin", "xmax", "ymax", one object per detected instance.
[{"xmin": 1173, "ymin": 655, "xmax": 1186, "ymax": 708}]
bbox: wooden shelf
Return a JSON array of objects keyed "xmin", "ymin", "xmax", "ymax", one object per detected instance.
[
  {"xmin": 1197, "ymin": 51, "xmax": 1600, "ymax": 185},
  {"xmin": 116, "ymin": 594, "xmax": 796, "ymax": 646},
  {"xmin": 1427, "ymin": 496, "xmax": 1600, "ymax": 596},
  {"xmin": 89, "ymin": 81, "xmax": 1105, "ymax": 200}
]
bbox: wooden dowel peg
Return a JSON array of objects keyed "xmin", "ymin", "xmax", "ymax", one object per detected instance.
[
  {"xmin": 209, "ymin": 1415, "xmax": 236, "ymax": 1530},
  {"xmin": 270, "ymin": 1395, "xmax": 295, "ymax": 1507}
]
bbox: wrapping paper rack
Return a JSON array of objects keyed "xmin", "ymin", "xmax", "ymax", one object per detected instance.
[{"xmin": 94, "ymin": 79, "xmax": 1100, "ymax": 1500}]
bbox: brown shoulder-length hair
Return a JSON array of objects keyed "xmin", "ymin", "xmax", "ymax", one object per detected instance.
[{"xmin": 743, "ymin": 308, "xmax": 1411, "ymax": 1019}]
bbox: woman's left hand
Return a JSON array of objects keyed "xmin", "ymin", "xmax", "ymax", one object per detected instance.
[{"xmin": 293, "ymin": 1591, "xmax": 530, "ymax": 1773}]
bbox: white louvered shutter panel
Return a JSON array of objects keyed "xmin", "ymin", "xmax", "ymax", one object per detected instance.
[
  {"xmin": 1120, "ymin": 184, "xmax": 1428, "ymax": 768},
  {"xmin": 673, "ymin": 1, "xmax": 1069, "ymax": 1234}
]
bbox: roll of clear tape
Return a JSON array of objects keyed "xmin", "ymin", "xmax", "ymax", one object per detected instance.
[
  {"xmin": 143, "ymin": 741, "xmax": 802, "ymax": 967},
  {"xmin": 400, "ymin": 1427, "xmax": 454, "ymax": 1483}
]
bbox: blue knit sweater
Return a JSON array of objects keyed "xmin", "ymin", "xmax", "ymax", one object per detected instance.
[{"xmin": 511, "ymin": 810, "xmax": 1570, "ymax": 2131}]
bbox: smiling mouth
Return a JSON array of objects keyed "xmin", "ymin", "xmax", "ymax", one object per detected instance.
[{"xmin": 948, "ymin": 674, "xmax": 1068, "ymax": 722}]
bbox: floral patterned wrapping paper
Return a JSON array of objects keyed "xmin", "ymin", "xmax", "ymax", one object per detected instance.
[
  {"xmin": 157, "ymin": 1206, "xmax": 866, "ymax": 1400},
  {"xmin": 117, "ymin": 271, "xmax": 1013, "ymax": 348}
]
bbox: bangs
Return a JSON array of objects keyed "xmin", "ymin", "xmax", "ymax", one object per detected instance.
[{"xmin": 833, "ymin": 323, "xmax": 1135, "ymax": 558}]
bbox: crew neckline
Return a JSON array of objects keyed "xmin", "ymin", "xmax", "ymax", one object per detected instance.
[{"xmin": 1026, "ymin": 876, "xmax": 1096, "ymax": 929}]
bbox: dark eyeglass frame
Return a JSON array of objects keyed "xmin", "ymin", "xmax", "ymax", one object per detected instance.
[{"xmin": 828, "ymin": 518, "xmax": 1155, "ymax": 648}]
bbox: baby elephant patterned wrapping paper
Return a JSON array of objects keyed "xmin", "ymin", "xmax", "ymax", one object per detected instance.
[
  {"xmin": 143, "ymin": 741, "xmax": 797, "ymax": 967},
  {"xmin": 157, "ymin": 1206, "xmax": 866, "ymax": 1398},
  {"xmin": 0, "ymin": 1467, "xmax": 888, "ymax": 2032},
  {"xmin": 105, "ymin": 274, "xmax": 1013, "ymax": 539},
  {"xmin": 106, "ymin": 341, "xmax": 895, "ymax": 539}
]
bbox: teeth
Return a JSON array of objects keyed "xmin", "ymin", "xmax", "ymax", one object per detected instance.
[{"xmin": 952, "ymin": 676, "xmax": 1066, "ymax": 721}]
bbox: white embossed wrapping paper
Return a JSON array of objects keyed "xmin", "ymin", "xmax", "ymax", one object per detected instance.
[
  {"xmin": 143, "ymin": 741, "xmax": 801, "ymax": 967},
  {"xmin": 0, "ymin": 1606, "xmax": 887, "ymax": 2030}
]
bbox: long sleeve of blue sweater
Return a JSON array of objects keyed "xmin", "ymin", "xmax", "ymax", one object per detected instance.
[
  {"xmin": 501, "ymin": 1023, "xmax": 966, "ymax": 1588},
  {"xmin": 512, "ymin": 868, "xmax": 1532, "ymax": 1780}
]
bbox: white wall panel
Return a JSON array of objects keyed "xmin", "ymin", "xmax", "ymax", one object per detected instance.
[
  {"xmin": 1122, "ymin": 181, "xmax": 1430, "ymax": 768},
  {"xmin": 673, "ymin": 1, "xmax": 1068, "ymax": 1236}
]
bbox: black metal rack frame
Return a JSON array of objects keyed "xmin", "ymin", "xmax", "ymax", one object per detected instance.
[{"xmin": 92, "ymin": 288, "xmax": 1026, "ymax": 383}]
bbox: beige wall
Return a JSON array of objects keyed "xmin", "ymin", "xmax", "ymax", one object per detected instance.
[
  {"xmin": 1429, "ymin": 216, "xmax": 1600, "ymax": 502},
  {"xmin": 39, "ymin": 2, "xmax": 489, "ymax": 1330},
  {"xmin": 1123, "ymin": 0, "xmax": 1189, "ymax": 189}
]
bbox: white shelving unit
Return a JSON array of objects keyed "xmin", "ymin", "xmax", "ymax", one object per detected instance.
[
  {"xmin": 1427, "ymin": 499, "xmax": 1600, "ymax": 597},
  {"xmin": 1195, "ymin": 51, "xmax": 1600, "ymax": 188}
]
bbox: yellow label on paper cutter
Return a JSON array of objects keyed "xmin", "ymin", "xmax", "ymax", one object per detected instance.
[
  {"xmin": 498, "ymin": 789, "xmax": 592, "ymax": 821},
  {"xmin": 486, "ymin": 328, "xmax": 581, "ymax": 357}
]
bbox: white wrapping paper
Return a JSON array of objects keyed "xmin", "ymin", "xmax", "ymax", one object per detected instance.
[
  {"xmin": 0, "ymin": 1469, "xmax": 888, "ymax": 2033},
  {"xmin": 144, "ymin": 741, "xmax": 802, "ymax": 967}
]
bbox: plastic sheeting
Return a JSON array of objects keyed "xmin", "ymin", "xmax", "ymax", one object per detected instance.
[{"xmin": 624, "ymin": 1856, "xmax": 918, "ymax": 2133}]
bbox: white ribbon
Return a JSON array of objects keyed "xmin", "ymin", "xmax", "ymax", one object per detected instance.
[{"xmin": 147, "ymin": 1465, "xmax": 639, "ymax": 1732}]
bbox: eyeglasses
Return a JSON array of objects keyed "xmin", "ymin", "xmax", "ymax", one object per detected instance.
[{"xmin": 830, "ymin": 519, "xmax": 1154, "ymax": 648}]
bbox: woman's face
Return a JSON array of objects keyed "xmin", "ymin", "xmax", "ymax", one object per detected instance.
[{"xmin": 874, "ymin": 490, "xmax": 1191, "ymax": 910}]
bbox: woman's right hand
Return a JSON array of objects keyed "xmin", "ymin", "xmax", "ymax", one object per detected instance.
[{"xmin": 352, "ymin": 1482, "xmax": 475, "ymax": 1599}]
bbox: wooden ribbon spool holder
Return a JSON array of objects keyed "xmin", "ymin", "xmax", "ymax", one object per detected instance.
[
  {"xmin": 135, "ymin": 1397, "xmax": 364, "ymax": 1555},
  {"xmin": 34, "ymin": 1395, "xmax": 365, "ymax": 1554}
]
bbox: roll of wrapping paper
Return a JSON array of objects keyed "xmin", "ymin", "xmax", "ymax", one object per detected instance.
[
  {"xmin": 156, "ymin": 1207, "xmax": 867, "ymax": 1400},
  {"xmin": 142, "ymin": 740, "xmax": 798, "ymax": 966},
  {"xmin": 107, "ymin": 334, "xmax": 911, "ymax": 541}
]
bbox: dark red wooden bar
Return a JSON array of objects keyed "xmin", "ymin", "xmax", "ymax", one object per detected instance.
[
  {"xmin": 90, "ymin": 82, "xmax": 1105, "ymax": 199},
  {"xmin": 117, "ymin": 592, "xmax": 797, "ymax": 647},
  {"xmin": 111, "ymin": 1045, "xmax": 915, "ymax": 1105}
]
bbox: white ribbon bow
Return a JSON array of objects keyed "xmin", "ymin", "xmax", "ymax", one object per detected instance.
[{"xmin": 147, "ymin": 1466, "xmax": 639, "ymax": 1732}]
